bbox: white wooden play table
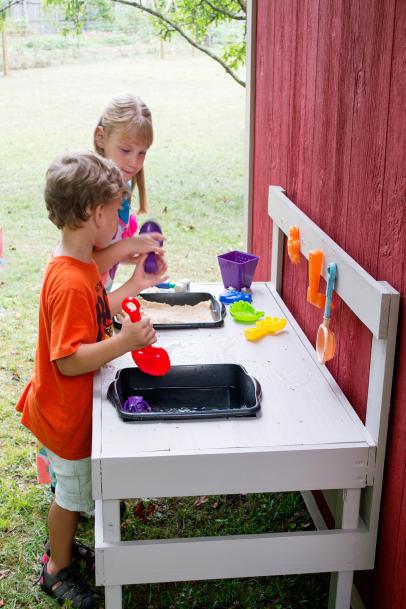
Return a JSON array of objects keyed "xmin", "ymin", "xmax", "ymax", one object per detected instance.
[{"xmin": 92, "ymin": 189, "xmax": 399, "ymax": 609}]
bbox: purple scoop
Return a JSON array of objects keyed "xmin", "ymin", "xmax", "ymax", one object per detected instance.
[
  {"xmin": 139, "ymin": 220, "xmax": 163, "ymax": 274},
  {"xmin": 122, "ymin": 396, "xmax": 152, "ymax": 413}
]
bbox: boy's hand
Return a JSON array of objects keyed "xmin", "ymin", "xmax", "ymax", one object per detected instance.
[
  {"xmin": 129, "ymin": 253, "xmax": 169, "ymax": 292},
  {"xmin": 118, "ymin": 315, "xmax": 156, "ymax": 352}
]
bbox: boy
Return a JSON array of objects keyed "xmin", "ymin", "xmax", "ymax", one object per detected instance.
[{"xmin": 16, "ymin": 151, "xmax": 167, "ymax": 608}]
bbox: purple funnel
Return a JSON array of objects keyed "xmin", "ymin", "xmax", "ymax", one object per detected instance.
[{"xmin": 139, "ymin": 220, "xmax": 163, "ymax": 274}]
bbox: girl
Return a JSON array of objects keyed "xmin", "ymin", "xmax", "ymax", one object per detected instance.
[{"xmin": 92, "ymin": 93, "xmax": 165, "ymax": 291}]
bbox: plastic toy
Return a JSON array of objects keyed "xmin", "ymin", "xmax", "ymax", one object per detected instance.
[
  {"xmin": 307, "ymin": 249, "xmax": 326, "ymax": 308},
  {"xmin": 122, "ymin": 396, "xmax": 152, "ymax": 413},
  {"xmin": 316, "ymin": 262, "xmax": 337, "ymax": 364},
  {"xmin": 287, "ymin": 225, "xmax": 300, "ymax": 264},
  {"xmin": 121, "ymin": 297, "xmax": 171, "ymax": 376},
  {"xmin": 139, "ymin": 220, "xmax": 164, "ymax": 274},
  {"xmin": 229, "ymin": 301, "xmax": 264, "ymax": 323},
  {"xmin": 156, "ymin": 279, "xmax": 191, "ymax": 293},
  {"xmin": 217, "ymin": 250, "xmax": 259, "ymax": 291},
  {"xmin": 244, "ymin": 316, "xmax": 287, "ymax": 341},
  {"xmin": 219, "ymin": 290, "xmax": 252, "ymax": 305}
]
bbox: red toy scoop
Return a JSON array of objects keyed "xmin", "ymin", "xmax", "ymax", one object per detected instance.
[{"xmin": 121, "ymin": 297, "xmax": 171, "ymax": 376}]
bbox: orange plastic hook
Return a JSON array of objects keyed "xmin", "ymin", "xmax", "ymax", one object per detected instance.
[
  {"xmin": 287, "ymin": 225, "xmax": 300, "ymax": 264},
  {"xmin": 307, "ymin": 249, "xmax": 326, "ymax": 309}
]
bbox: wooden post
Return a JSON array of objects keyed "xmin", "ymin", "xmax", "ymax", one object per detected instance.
[{"xmin": 2, "ymin": 27, "xmax": 8, "ymax": 77}]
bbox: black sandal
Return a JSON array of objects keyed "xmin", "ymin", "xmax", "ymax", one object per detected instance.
[
  {"xmin": 43, "ymin": 540, "xmax": 95, "ymax": 577},
  {"xmin": 40, "ymin": 561, "xmax": 99, "ymax": 608}
]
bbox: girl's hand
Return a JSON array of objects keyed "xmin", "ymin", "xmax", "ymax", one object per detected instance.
[
  {"xmin": 129, "ymin": 253, "xmax": 169, "ymax": 293},
  {"xmin": 131, "ymin": 233, "xmax": 165, "ymax": 256},
  {"xmin": 118, "ymin": 315, "xmax": 156, "ymax": 352}
]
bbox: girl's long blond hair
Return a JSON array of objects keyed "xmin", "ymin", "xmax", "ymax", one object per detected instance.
[{"xmin": 94, "ymin": 93, "xmax": 153, "ymax": 214}]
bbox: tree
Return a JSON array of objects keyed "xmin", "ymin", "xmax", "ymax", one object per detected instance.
[
  {"xmin": 0, "ymin": 0, "xmax": 23, "ymax": 16},
  {"xmin": 111, "ymin": 0, "xmax": 247, "ymax": 87},
  {"xmin": 44, "ymin": 0, "xmax": 113, "ymax": 36},
  {"xmin": 43, "ymin": 0, "xmax": 247, "ymax": 86}
]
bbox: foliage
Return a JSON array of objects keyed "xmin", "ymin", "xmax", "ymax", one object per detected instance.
[
  {"xmin": 0, "ymin": 0, "xmax": 22, "ymax": 29},
  {"xmin": 40, "ymin": 0, "xmax": 247, "ymax": 85},
  {"xmin": 112, "ymin": 0, "xmax": 247, "ymax": 86},
  {"xmin": 43, "ymin": 0, "xmax": 113, "ymax": 36}
]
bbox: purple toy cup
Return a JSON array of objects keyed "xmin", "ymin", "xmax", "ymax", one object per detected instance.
[
  {"xmin": 139, "ymin": 220, "xmax": 163, "ymax": 274},
  {"xmin": 217, "ymin": 250, "xmax": 259, "ymax": 291}
]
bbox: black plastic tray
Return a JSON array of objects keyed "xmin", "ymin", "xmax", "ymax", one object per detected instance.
[
  {"xmin": 107, "ymin": 364, "xmax": 261, "ymax": 421},
  {"xmin": 113, "ymin": 292, "xmax": 226, "ymax": 330}
]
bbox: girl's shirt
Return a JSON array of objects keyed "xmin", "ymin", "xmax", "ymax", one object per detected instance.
[{"xmin": 102, "ymin": 192, "xmax": 138, "ymax": 292}]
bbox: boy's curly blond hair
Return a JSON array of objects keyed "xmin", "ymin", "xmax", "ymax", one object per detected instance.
[{"xmin": 45, "ymin": 151, "xmax": 128, "ymax": 229}]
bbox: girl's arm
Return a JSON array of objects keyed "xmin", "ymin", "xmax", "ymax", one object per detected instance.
[
  {"xmin": 93, "ymin": 232, "xmax": 165, "ymax": 273},
  {"xmin": 93, "ymin": 239, "xmax": 136, "ymax": 274},
  {"xmin": 56, "ymin": 316, "xmax": 156, "ymax": 376}
]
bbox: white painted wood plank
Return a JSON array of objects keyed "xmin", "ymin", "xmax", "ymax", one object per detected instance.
[
  {"xmin": 94, "ymin": 528, "xmax": 372, "ymax": 586},
  {"xmin": 105, "ymin": 586, "xmax": 122, "ymax": 609},
  {"xmin": 361, "ymin": 283, "xmax": 400, "ymax": 563},
  {"xmin": 91, "ymin": 371, "xmax": 103, "ymax": 500},
  {"xmin": 341, "ymin": 489, "xmax": 361, "ymax": 529},
  {"xmin": 97, "ymin": 446, "xmax": 370, "ymax": 500},
  {"xmin": 329, "ymin": 571, "xmax": 353, "ymax": 609},
  {"xmin": 94, "ymin": 500, "xmax": 105, "ymax": 586},
  {"xmin": 265, "ymin": 281, "xmax": 376, "ymax": 441},
  {"xmin": 102, "ymin": 500, "xmax": 121, "ymax": 543},
  {"xmin": 268, "ymin": 185, "xmax": 392, "ymax": 338},
  {"xmin": 100, "ymin": 500, "xmax": 122, "ymax": 608},
  {"xmin": 328, "ymin": 489, "xmax": 360, "ymax": 609}
]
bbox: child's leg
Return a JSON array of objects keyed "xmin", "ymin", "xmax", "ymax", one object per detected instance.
[
  {"xmin": 39, "ymin": 449, "xmax": 99, "ymax": 608},
  {"xmin": 42, "ymin": 447, "xmax": 94, "ymax": 572},
  {"xmin": 46, "ymin": 500, "xmax": 78, "ymax": 575}
]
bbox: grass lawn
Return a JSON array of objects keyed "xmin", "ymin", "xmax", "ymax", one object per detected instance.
[{"xmin": 0, "ymin": 52, "xmax": 328, "ymax": 608}]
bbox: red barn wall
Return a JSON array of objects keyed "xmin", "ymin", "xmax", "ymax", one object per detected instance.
[{"xmin": 251, "ymin": 1, "xmax": 406, "ymax": 608}]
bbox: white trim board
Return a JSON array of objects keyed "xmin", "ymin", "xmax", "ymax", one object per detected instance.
[{"xmin": 268, "ymin": 185, "xmax": 394, "ymax": 338}]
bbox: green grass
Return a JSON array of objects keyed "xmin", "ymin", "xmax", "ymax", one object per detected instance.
[{"xmin": 0, "ymin": 51, "xmax": 328, "ymax": 608}]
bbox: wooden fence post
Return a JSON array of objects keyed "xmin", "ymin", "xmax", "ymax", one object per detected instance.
[{"xmin": 2, "ymin": 27, "xmax": 8, "ymax": 77}]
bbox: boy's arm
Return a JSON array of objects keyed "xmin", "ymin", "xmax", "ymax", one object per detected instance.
[
  {"xmin": 56, "ymin": 317, "xmax": 155, "ymax": 376},
  {"xmin": 107, "ymin": 253, "xmax": 169, "ymax": 315}
]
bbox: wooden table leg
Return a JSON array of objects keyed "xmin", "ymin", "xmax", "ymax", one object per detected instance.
[
  {"xmin": 102, "ymin": 500, "xmax": 122, "ymax": 609},
  {"xmin": 328, "ymin": 489, "xmax": 361, "ymax": 609}
]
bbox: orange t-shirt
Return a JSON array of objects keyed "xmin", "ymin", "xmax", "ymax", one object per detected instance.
[{"xmin": 16, "ymin": 256, "xmax": 113, "ymax": 460}]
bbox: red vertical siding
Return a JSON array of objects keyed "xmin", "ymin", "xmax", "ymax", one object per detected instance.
[
  {"xmin": 372, "ymin": 0, "xmax": 406, "ymax": 606},
  {"xmin": 252, "ymin": 1, "xmax": 406, "ymax": 608}
]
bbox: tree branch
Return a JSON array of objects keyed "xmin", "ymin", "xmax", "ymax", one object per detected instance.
[
  {"xmin": 111, "ymin": 0, "xmax": 245, "ymax": 87},
  {"xmin": 1, "ymin": 0, "xmax": 22, "ymax": 14},
  {"xmin": 201, "ymin": 0, "xmax": 245, "ymax": 21},
  {"xmin": 235, "ymin": 0, "xmax": 246, "ymax": 13}
]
